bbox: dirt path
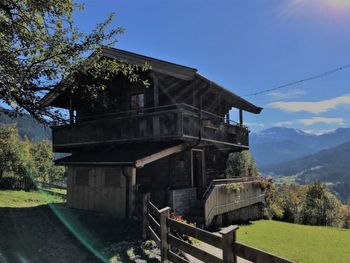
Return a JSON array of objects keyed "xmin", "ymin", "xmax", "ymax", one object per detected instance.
[{"xmin": 0, "ymin": 205, "xmax": 99, "ymax": 263}]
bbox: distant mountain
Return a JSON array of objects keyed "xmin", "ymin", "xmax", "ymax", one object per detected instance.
[
  {"xmin": 250, "ymin": 127, "xmax": 350, "ymax": 166},
  {"xmin": 0, "ymin": 109, "xmax": 51, "ymax": 141},
  {"xmin": 260, "ymin": 141, "xmax": 350, "ymax": 202}
]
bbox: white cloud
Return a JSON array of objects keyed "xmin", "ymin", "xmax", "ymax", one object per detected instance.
[
  {"xmin": 267, "ymin": 89, "xmax": 306, "ymax": 100},
  {"xmin": 303, "ymin": 129, "xmax": 336, "ymax": 135},
  {"xmin": 297, "ymin": 117, "xmax": 345, "ymax": 126},
  {"xmin": 245, "ymin": 122, "xmax": 265, "ymax": 128},
  {"xmin": 267, "ymin": 93, "xmax": 350, "ymax": 114},
  {"xmin": 274, "ymin": 121, "xmax": 294, "ymax": 127}
]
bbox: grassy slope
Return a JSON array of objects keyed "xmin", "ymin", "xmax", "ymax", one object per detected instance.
[
  {"xmin": 238, "ymin": 220, "xmax": 350, "ymax": 263},
  {"xmin": 0, "ymin": 189, "xmax": 64, "ymax": 207}
]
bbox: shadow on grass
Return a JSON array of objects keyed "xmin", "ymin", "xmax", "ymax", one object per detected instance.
[{"xmin": 0, "ymin": 203, "xmax": 158, "ymax": 263}]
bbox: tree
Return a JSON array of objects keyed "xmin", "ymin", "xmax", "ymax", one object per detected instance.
[
  {"xmin": 226, "ymin": 150, "xmax": 259, "ymax": 177},
  {"xmin": 0, "ymin": 124, "xmax": 22, "ymax": 179},
  {"xmin": 302, "ymin": 182, "xmax": 342, "ymax": 227},
  {"xmin": 280, "ymin": 184, "xmax": 307, "ymax": 224},
  {"xmin": 263, "ymin": 183, "xmax": 284, "ymax": 219},
  {"xmin": 0, "ymin": 0, "xmax": 149, "ymax": 124},
  {"xmin": 343, "ymin": 202, "xmax": 350, "ymax": 229},
  {"xmin": 30, "ymin": 140, "xmax": 64, "ymax": 182}
]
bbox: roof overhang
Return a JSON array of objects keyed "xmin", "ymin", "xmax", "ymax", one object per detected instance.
[{"xmin": 55, "ymin": 142, "xmax": 186, "ymax": 168}]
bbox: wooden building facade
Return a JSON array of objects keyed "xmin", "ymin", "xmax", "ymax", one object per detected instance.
[{"xmin": 43, "ymin": 47, "xmax": 264, "ymax": 225}]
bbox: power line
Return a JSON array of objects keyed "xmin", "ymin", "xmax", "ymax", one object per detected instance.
[{"xmin": 243, "ymin": 64, "xmax": 350, "ymax": 97}]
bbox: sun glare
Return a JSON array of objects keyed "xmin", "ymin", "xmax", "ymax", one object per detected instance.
[{"xmin": 279, "ymin": 0, "xmax": 350, "ymax": 22}]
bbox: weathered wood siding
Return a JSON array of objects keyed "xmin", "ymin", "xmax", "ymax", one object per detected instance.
[
  {"xmin": 205, "ymin": 147, "xmax": 229, "ymax": 182},
  {"xmin": 67, "ymin": 167, "xmax": 126, "ymax": 217},
  {"xmin": 204, "ymin": 181, "xmax": 264, "ymax": 226},
  {"xmin": 137, "ymin": 150, "xmax": 192, "ymax": 208}
]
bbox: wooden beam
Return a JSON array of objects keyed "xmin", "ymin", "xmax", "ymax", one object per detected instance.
[
  {"xmin": 125, "ymin": 167, "xmax": 136, "ymax": 218},
  {"xmin": 69, "ymin": 93, "xmax": 74, "ymax": 124},
  {"xmin": 150, "ymin": 72, "xmax": 159, "ymax": 107},
  {"xmin": 167, "ymin": 234, "xmax": 222, "ymax": 263},
  {"xmin": 220, "ymin": 225, "xmax": 238, "ymax": 263},
  {"xmin": 135, "ymin": 143, "xmax": 186, "ymax": 168},
  {"xmin": 166, "ymin": 218, "xmax": 222, "ymax": 248},
  {"xmin": 168, "ymin": 250, "xmax": 190, "ymax": 263},
  {"xmin": 239, "ymin": 109, "xmax": 243, "ymax": 126},
  {"xmin": 235, "ymin": 242, "xmax": 295, "ymax": 263}
]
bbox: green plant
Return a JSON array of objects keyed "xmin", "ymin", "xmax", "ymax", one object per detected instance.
[
  {"xmin": 224, "ymin": 182, "xmax": 243, "ymax": 193},
  {"xmin": 255, "ymin": 177, "xmax": 272, "ymax": 190}
]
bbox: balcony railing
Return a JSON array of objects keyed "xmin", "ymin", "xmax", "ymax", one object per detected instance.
[
  {"xmin": 52, "ymin": 103, "xmax": 249, "ymax": 151},
  {"xmin": 203, "ymin": 177, "xmax": 265, "ymax": 226}
]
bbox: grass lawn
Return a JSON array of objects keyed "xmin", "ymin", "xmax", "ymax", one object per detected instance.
[
  {"xmin": 0, "ymin": 189, "xmax": 64, "ymax": 207},
  {"xmin": 237, "ymin": 220, "xmax": 350, "ymax": 263}
]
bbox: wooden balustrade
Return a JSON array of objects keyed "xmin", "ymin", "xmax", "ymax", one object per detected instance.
[
  {"xmin": 203, "ymin": 179, "xmax": 265, "ymax": 226},
  {"xmin": 52, "ymin": 103, "xmax": 249, "ymax": 151},
  {"xmin": 142, "ymin": 197, "xmax": 294, "ymax": 263}
]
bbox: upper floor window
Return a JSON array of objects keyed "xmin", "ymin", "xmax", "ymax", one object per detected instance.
[{"xmin": 130, "ymin": 93, "xmax": 145, "ymax": 109}]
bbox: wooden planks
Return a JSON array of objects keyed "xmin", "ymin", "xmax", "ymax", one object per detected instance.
[
  {"xmin": 167, "ymin": 250, "xmax": 190, "ymax": 263},
  {"xmin": 148, "ymin": 226, "xmax": 161, "ymax": 246},
  {"xmin": 148, "ymin": 213, "xmax": 160, "ymax": 235},
  {"xmin": 67, "ymin": 167, "xmax": 126, "ymax": 218},
  {"xmin": 235, "ymin": 242, "xmax": 295, "ymax": 263},
  {"xmin": 167, "ymin": 218, "xmax": 222, "ymax": 248},
  {"xmin": 167, "ymin": 234, "xmax": 222, "ymax": 263}
]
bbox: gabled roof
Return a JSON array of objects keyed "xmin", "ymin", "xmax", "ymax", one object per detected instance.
[{"xmin": 41, "ymin": 47, "xmax": 262, "ymax": 114}]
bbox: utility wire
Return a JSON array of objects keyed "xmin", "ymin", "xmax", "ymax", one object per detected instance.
[{"xmin": 243, "ymin": 64, "xmax": 350, "ymax": 97}]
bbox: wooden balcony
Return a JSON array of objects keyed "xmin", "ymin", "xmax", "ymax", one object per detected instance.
[
  {"xmin": 52, "ymin": 104, "xmax": 249, "ymax": 152},
  {"xmin": 203, "ymin": 177, "xmax": 265, "ymax": 226}
]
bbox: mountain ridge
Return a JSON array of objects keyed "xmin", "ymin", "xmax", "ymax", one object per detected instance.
[
  {"xmin": 0, "ymin": 109, "xmax": 51, "ymax": 141},
  {"xmin": 260, "ymin": 141, "xmax": 350, "ymax": 202},
  {"xmin": 250, "ymin": 126, "xmax": 350, "ymax": 166}
]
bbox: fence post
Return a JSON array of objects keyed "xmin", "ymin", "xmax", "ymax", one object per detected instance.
[
  {"xmin": 142, "ymin": 193, "xmax": 151, "ymax": 240},
  {"xmin": 159, "ymin": 206, "xmax": 171, "ymax": 263},
  {"xmin": 220, "ymin": 225, "xmax": 238, "ymax": 263}
]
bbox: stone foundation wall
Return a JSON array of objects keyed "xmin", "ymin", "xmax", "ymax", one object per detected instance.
[{"xmin": 168, "ymin": 188, "xmax": 197, "ymax": 215}]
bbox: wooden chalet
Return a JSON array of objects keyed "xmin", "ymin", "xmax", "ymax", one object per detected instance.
[{"xmin": 43, "ymin": 47, "xmax": 264, "ymax": 226}]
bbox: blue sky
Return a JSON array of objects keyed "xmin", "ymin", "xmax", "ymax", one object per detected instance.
[{"xmin": 74, "ymin": 0, "xmax": 350, "ymax": 134}]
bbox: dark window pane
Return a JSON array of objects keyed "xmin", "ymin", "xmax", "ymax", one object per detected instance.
[{"xmin": 130, "ymin": 93, "xmax": 145, "ymax": 109}]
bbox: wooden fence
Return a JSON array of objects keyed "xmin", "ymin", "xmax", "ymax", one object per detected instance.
[
  {"xmin": 0, "ymin": 176, "xmax": 36, "ymax": 190},
  {"xmin": 142, "ymin": 199, "xmax": 294, "ymax": 263},
  {"xmin": 36, "ymin": 181, "xmax": 67, "ymax": 190}
]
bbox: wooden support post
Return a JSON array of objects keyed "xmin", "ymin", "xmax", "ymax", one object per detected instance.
[
  {"xmin": 226, "ymin": 113, "xmax": 230, "ymax": 124},
  {"xmin": 125, "ymin": 167, "xmax": 136, "ymax": 219},
  {"xmin": 142, "ymin": 193, "xmax": 151, "ymax": 240},
  {"xmin": 151, "ymin": 72, "xmax": 159, "ymax": 107},
  {"xmin": 69, "ymin": 93, "xmax": 74, "ymax": 124},
  {"xmin": 239, "ymin": 109, "xmax": 243, "ymax": 126},
  {"xmin": 159, "ymin": 207, "xmax": 171, "ymax": 263},
  {"xmin": 220, "ymin": 225, "xmax": 238, "ymax": 263}
]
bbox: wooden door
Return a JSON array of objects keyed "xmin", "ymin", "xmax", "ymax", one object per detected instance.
[{"xmin": 191, "ymin": 149, "xmax": 206, "ymax": 196}]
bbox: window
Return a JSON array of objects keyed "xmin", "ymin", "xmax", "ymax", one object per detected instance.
[
  {"xmin": 105, "ymin": 170, "xmax": 120, "ymax": 187},
  {"xmin": 75, "ymin": 169, "xmax": 89, "ymax": 186},
  {"xmin": 130, "ymin": 93, "xmax": 145, "ymax": 109}
]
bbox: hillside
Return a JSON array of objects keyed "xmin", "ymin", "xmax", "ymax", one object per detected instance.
[
  {"xmin": 238, "ymin": 220, "xmax": 350, "ymax": 263},
  {"xmin": 261, "ymin": 141, "xmax": 350, "ymax": 202},
  {"xmin": 0, "ymin": 109, "xmax": 51, "ymax": 141},
  {"xmin": 250, "ymin": 127, "xmax": 350, "ymax": 166}
]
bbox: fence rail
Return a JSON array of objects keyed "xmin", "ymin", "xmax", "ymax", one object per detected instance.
[
  {"xmin": 142, "ymin": 198, "xmax": 294, "ymax": 263},
  {"xmin": 0, "ymin": 176, "xmax": 36, "ymax": 190},
  {"xmin": 36, "ymin": 181, "xmax": 67, "ymax": 190}
]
